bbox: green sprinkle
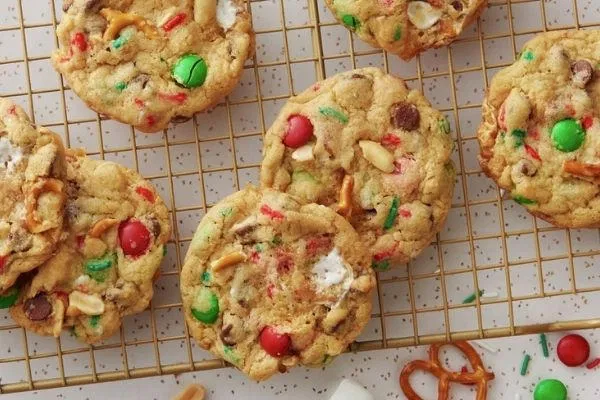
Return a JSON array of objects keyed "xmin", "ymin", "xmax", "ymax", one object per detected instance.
[
  {"xmin": 319, "ymin": 106, "xmax": 349, "ymax": 124},
  {"xmin": 292, "ymin": 170, "xmax": 318, "ymax": 183},
  {"xmin": 201, "ymin": 271, "xmax": 211, "ymax": 285},
  {"xmin": 372, "ymin": 260, "xmax": 390, "ymax": 271},
  {"xmin": 439, "ymin": 118, "xmax": 451, "ymax": 134},
  {"xmin": 271, "ymin": 235, "xmax": 283, "ymax": 246},
  {"xmin": 219, "ymin": 207, "xmax": 233, "ymax": 218},
  {"xmin": 162, "ymin": 246, "xmax": 168, "ymax": 257},
  {"xmin": 512, "ymin": 194, "xmax": 536, "ymax": 205},
  {"xmin": 223, "ymin": 345, "xmax": 239, "ymax": 363},
  {"xmin": 322, "ymin": 354, "xmax": 335, "ymax": 365},
  {"xmin": 85, "ymin": 254, "xmax": 115, "ymax": 282},
  {"xmin": 540, "ymin": 333, "xmax": 549, "ymax": 358},
  {"xmin": 90, "ymin": 315, "xmax": 100, "ymax": 329},
  {"xmin": 70, "ymin": 327, "xmax": 78, "ymax": 338},
  {"xmin": 521, "ymin": 50, "xmax": 534, "ymax": 61},
  {"xmin": 254, "ymin": 243, "xmax": 265, "ymax": 253},
  {"xmin": 462, "ymin": 290, "xmax": 484, "ymax": 304},
  {"xmin": 111, "ymin": 35, "xmax": 129, "ymax": 49},
  {"xmin": 520, "ymin": 354, "xmax": 531, "ymax": 376},
  {"xmin": 115, "ymin": 81, "xmax": 127, "ymax": 92},
  {"xmin": 393, "ymin": 26, "xmax": 402, "ymax": 41},
  {"xmin": 511, "ymin": 129, "xmax": 526, "ymax": 147},
  {"xmin": 341, "ymin": 14, "xmax": 360, "ymax": 30},
  {"xmin": 383, "ymin": 197, "xmax": 399, "ymax": 230}
]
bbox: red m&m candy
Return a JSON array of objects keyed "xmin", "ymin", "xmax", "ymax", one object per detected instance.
[
  {"xmin": 283, "ymin": 115, "xmax": 313, "ymax": 148},
  {"xmin": 119, "ymin": 220, "xmax": 151, "ymax": 257},
  {"xmin": 259, "ymin": 326, "xmax": 290, "ymax": 357},
  {"xmin": 557, "ymin": 334, "xmax": 590, "ymax": 367}
]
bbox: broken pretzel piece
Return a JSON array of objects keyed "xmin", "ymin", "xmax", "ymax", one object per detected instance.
[
  {"xmin": 564, "ymin": 160, "xmax": 600, "ymax": 183},
  {"xmin": 172, "ymin": 384, "xmax": 206, "ymax": 400},
  {"xmin": 25, "ymin": 178, "xmax": 65, "ymax": 234},
  {"xmin": 211, "ymin": 251, "xmax": 246, "ymax": 272},
  {"xmin": 337, "ymin": 175, "xmax": 354, "ymax": 218},
  {"xmin": 100, "ymin": 8, "xmax": 159, "ymax": 41},
  {"xmin": 89, "ymin": 218, "xmax": 120, "ymax": 238}
]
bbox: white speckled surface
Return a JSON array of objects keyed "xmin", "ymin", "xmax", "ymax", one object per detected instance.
[{"xmin": 1, "ymin": 0, "xmax": 600, "ymax": 398}]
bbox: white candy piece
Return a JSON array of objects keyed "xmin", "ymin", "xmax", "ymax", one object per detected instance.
[
  {"xmin": 216, "ymin": 0, "xmax": 238, "ymax": 30},
  {"xmin": 329, "ymin": 379, "xmax": 374, "ymax": 400},
  {"xmin": 407, "ymin": 1, "xmax": 443, "ymax": 30},
  {"xmin": 291, "ymin": 143, "xmax": 315, "ymax": 161}
]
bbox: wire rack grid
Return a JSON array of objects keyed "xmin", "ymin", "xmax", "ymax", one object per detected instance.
[{"xmin": 1, "ymin": 0, "xmax": 600, "ymax": 394}]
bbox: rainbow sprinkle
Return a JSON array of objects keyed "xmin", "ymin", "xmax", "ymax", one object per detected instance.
[
  {"xmin": 462, "ymin": 290, "xmax": 484, "ymax": 304},
  {"xmin": 540, "ymin": 334, "xmax": 549, "ymax": 358},
  {"xmin": 520, "ymin": 354, "xmax": 531, "ymax": 376}
]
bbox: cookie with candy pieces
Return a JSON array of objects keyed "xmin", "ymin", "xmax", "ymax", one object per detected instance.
[
  {"xmin": 53, "ymin": 0, "xmax": 254, "ymax": 132},
  {"xmin": 0, "ymin": 99, "xmax": 67, "ymax": 297},
  {"xmin": 10, "ymin": 150, "xmax": 171, "ymax": 343},
  {"xmin": 324, "ymin": 0, "xmax": 488, "ymax": 60},
  {"xmin": 180, "ymin": 186, "xmax": 376, "ymax": 381},
  {"xmin": 261, "ymin": 68, "xmax": 455, "ymax": 268},
  {"xmin": 478, "ymin": 30, "xmax": 600, "ymax": 227}
]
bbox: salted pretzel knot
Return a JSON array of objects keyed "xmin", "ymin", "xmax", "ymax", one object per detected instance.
[
  {"xmin": 100, "ymin": 8, "xmax": 158, "ymax": 41},
  {"xmin": 399, "ymin": 341, "xmax": 495, "ymax": 400},
  {"xmin": 25, "ymin": 178, "xmax": 65, "ymax": 233}
]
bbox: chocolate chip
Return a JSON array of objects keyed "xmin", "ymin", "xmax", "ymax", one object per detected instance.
[
  {"xmin": 220, "ymin": 324, "xmax": 236, "ymax": 346},
  {"xmin": 451, "ymin": 1, "xmax": 463, "ymax": 11},
  {"xmin": 572, "ymin": 60, "xmax": 594, "ymax": 87},
  {"xmin": 391, "ymin": 102, "xmax": 420, "ymax": 130},
  {"xmin": 351, "ymin": 73, "xmax": 366, "ymax": 79},
  {"xmin": 171, "ymin": 115, "xmax": 191, "ymax": 124},
  {"xmin": 24, "ymin": 293, "xmax": 53, "ymax": 321},
  {"xmin": 84, "ymin": 0, "xmax": 102, "ymax": 11},
  {"xmin": 148, "ymin": 217, "xmax": 161, "ymax": 238}
]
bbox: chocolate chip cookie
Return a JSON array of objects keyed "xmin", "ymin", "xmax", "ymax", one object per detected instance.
[
  {"xmin": 261, "ymin": 68, "xmax": 455, "ymax": 269},
  {"xmin": 181, "ymin": 186, "xmax": 376, "ymax": 381},
  {"xmin": 324, "ymin": 0, "xmax": 487, "ymax": 60},
  {"xmin": 0, "ymin": 99, "xmax": 67, "ymax": 296},
  {"xmin": 478, "ymin": 30, "xmax": 600, "ymax": 228},
  {"xmin": 53, "ymin": 0, "xmax": 255, "ymax": 133},
  {"xmin": 10, "ymin": 150, "xmax": 171, "ymax": 343}
]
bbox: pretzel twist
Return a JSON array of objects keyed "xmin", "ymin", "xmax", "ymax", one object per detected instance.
[
  {"xmin": 100, "ymin": 8, "xmax": 158, "ymax": 41},
  {"xmin": 337, "ymin": 175, "xmax": 354, "ymax": 218},
  {"xmin": 564, "ymin": 160, "xmax": 600, "ymax": 184},
  {"xmin": 399, "ymin": 341, "xmax": 495, "ymax": 400},
  {"xmin": 89, "ymin": 218, "xmax": 120, "ymax": 238},
  {"xmin": 25, "ymin": 178, "xmax": 65, "ymax": 233}
]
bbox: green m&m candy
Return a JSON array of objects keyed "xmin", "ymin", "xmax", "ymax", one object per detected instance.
[
  {"xmin": 0, "ymin": 286, "xmax": 19, "ymax": 309},
  {"xmin": 534, "ymin": 379, "xmax": 567, "ymax": 400},
  {"xmin": 551, "ymin": 118, "xmax": 585, "ymax": 152},
  {"xmin": 191, "ymin": 287, "xmax": 219, "ymax": 324},
  {"xmin": 172, "ymin": 54, "xmax": 208, "ymax": 88}
]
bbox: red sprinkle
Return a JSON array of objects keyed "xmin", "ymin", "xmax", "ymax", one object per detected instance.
[
  {"xmin": 145, "ymin": 115, "xmax": 156, "ymax": 127},
  {"xmin": 312, "ymin": 84, "xmax": 320, "ymax": 91},
  {"xmin": 162, "ymin": 13, "xmax": 187, "ymax": 32},
  {"xmin": 586, "ymin": 358, "xmax": 600, "ymax": 369},
  {"xmin": 134, "ymin": 98, "xmax": 145, "ymax": 109},
  {"xmin": 582, "ymin": 115, "xmax": 594, "ymax": 130},
  {"xmin": 135, "ymin": 186, "xmax": 155, "ymax": 203},
  {"xmin": 0, "ymin": 255, "xmax": 7, "ymax": 274},
  {"xmin": 565, "ymin": 104, "xmax": 576, "ymax": 116},
  {"xmin": 76, "ymin": 235, "xmax": 85, "ymax": 249},
  {"xmin": 266, "ymin": 283, "xmax": 275, "ymax": 299},
  {"xmin": 393, "ymin": 160, "xmax": 403, "ymax": 174},
  {"xmin": 158, "ymin": 92, "xmax": 188, "ymax": 104},
  {"xmin": 7, "ymin": 106, "xmax": 16, "ymax": 116},
  {"xmin": 381, "ymin": 133, "xmax": 402, "ymax": 148},
  {"xmin": 306, "ymin": 236, "xmax": 332, "ymax": 257},
  {"xmin": 498, "ymin": 103, "xmax": 507, "ymax": 130},
  {"xmin": 71, "ymin": 32, "xmax": 88, "ymax": 52},
  {"xmin": 260, "ymin": 204, "xmax": 284, "ymax": 220},
  {"xmin": 276, "ymin": 253, "xmax": 293, "ymax": 274},
  {"xmin": 399, "ymin": 209, "xmax": 412, "ymax": 218},
  {"xmin": 249, "ymin": 250, "xmax": 260, "ymax": 263},
  {"xmin": 525, "ymin": 144, "xmax": 541, "ymax": 161},
  {"xmin": 373, "ymin": 247, "xmax": 396, "ymax": 262}
]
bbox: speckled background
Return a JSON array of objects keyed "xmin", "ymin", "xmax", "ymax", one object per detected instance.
[{"xmin": 1, "ymin": 0, "xmax": 600, "ymax": 398}]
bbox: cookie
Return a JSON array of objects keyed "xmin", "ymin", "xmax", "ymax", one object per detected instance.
[
  {"xmin": 53, "ymin": 0, "xmax": 255, "ymax": 133},
  {"xmin": 180, "ymin": 187, "xmax": 376, "ymax": 381},
  {"xmin": 324, "ymin": 0, "xmax": 487, "ymax": 60},
  {"xmin": 0, "ymin": 99, "xmax": 67, "ymax": 296},
  {"xmin": 260, "ymin": 68, "xmax": 455, "ymax": 268},
  {"xmin": 478, "ymin": 30, "xmax": 600, "ymax": 228},
  {"xmin": 10, "ymin": 151, "xmax": 171, "ymax": 343}
]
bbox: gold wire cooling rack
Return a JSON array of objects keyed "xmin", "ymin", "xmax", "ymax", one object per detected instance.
[{"xmin": 1, "ymin": 0, "xmax": 600, "ymax": 394}]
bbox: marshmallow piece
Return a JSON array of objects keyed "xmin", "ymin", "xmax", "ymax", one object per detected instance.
[
  {"xmin": 407, "ymin": 1, "xmax": 443, "ymax": 30},
  {"xmin": 329, "ymin": 379, "xmax": 374, "ymax": 400}
]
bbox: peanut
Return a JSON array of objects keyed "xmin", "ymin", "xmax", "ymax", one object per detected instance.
[
  {"xmin": 358, "ymin": 140, "xmax": 395, "ymax": 173},
  {"xmin": 210, "ymin": 251, "xmax": 246, "ymax": 272},
  {"xmin": 68, "ymin": 291, "xmax": 105, "ymax": 316}
]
